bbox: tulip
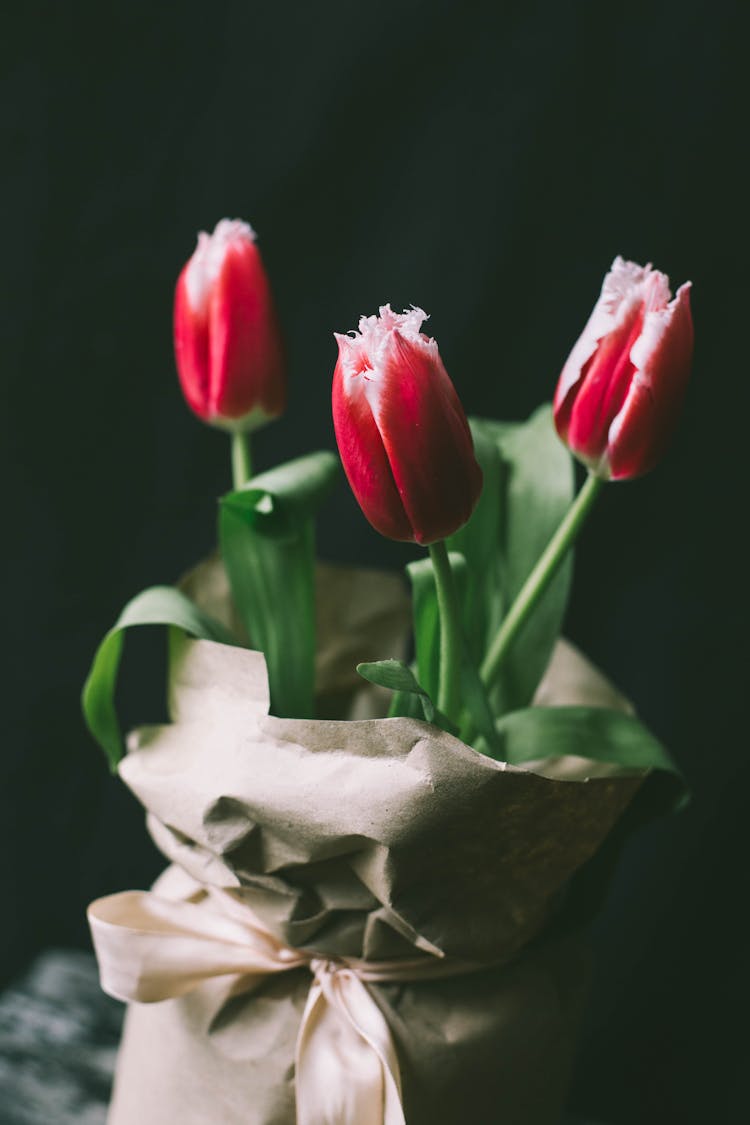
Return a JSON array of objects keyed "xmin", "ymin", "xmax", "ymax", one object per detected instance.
[
  {"xmin": 332, "ymin": 305, "xmax": 483, "ymax": 545},
  {"xmin": 173, "ymin": 218, "xmax": 285, "ymax": 434},
  {"xmin": 553, "ymin": 256, "xmax": 693, "ymax": 480},
  {"xmin": 479, "ymin": 258, "xmax": 694, "ymax": 705}
]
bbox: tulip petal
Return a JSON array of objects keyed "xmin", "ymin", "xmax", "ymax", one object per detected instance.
[
  {"xmin": 606, "ymin": 282, "xmax": 693, "ymax": 479},
  {"xmin": 174, "ymin": 265, "xmax": 211, "ymax": 418},
  {"xmin": 555, "ymin": 259, "xmax": 661, "ymax": 467},
  {"xmin": 562, "ymin": 300, "xmax": 644, "ymax": 469},
  {"xmin": 554, "ymin": 259, "xmax": 652, "ymax": 421},
  {"xmin": 209, "ymin": 237, "xmax": 286, "ymax": 426},
  {"xmin": 372, "ymin": 330, "xmax": 482, "ymax": 545},
  {"xmin": 332, "ymin": 343, "xmax": 414, "ymax": 542},
  {"xmin": 184, "ymin": 220, "xmax": 255, "ymax": 313}
]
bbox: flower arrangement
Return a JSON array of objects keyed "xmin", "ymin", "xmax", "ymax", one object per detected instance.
[{"xmin": 83, "ymin": 219, "xmax": 692, "ymax": 1125}]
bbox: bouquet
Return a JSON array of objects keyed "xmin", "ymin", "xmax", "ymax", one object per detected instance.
[{"xmin": 83, "ymin": 220, "xmax": 692, "ymax": 1124}]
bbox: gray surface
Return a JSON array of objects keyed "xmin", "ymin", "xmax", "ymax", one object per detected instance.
[{"xmin": 0, "ymin": 950, "xmax": 123, "ymax": 1125}]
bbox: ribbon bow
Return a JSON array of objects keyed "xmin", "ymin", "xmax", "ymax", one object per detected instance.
[{"xmin": 88, "ymin": 883, "xmax": 465, "ymax": 1125}]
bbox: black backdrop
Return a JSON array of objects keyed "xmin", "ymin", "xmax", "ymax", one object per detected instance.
[{"xmin": 3, "ymin": 2, "xmax": 748, "ymax": 1122}]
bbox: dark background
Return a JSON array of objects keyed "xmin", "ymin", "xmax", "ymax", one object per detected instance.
[{"xmin": 3, "ymin": 1, "xmax": 748, "ymax": 1121}]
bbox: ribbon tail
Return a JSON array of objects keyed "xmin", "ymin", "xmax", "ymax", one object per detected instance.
[
  {"xmin": 295, "ymin": 969, "xmax": 405, "ymax": 1125},
  {"xmin": 87, "ymin": 890, "xmax": 304, "ymax": 1003}
]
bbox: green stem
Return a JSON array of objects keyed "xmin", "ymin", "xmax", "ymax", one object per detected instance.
[
  {"xmin": 428, "ymin": 540, "xmax": 462, "ymax": 725},
  {"xmin": 480, "ymin": 471, "xmax": 604, "ymax": 689},
  {"xmin": 231, "ymin": 431, "xmax": 253, "ymax": 490}
]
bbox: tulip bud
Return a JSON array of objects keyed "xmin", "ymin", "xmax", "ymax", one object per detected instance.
[
  {"xmin": 173, "ymin": 219, "xmax": 285, "ymax": 431},
  {"xmin": 332, "ymin": 306, "xmax": 483, "ymax": 544},
  {"xmin": 553, "ymin": 257, "xmax": 693, "ymax": 480}
]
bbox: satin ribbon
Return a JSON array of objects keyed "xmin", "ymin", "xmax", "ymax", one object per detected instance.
[{"xmin": 88, "ymin": 883, "xmax": 470, "ymax": 1125}]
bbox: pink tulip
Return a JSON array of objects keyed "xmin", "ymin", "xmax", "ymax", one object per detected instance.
[
  {"xmin": 553, "ymin": 257, "xmax": 693, "ymax": 479},
  {"xmin": 332, "ymin": 306, "xmax": 482, "ymax": 544},
  {"xmin": 173, "ymin": 219, "xmax": 285, "ymax": 431}
]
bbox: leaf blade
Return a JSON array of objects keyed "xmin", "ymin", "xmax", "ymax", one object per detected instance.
[
  {"xmin": 356, "ymin": 658, "xmax": 460, "ymax": 732},
  {"xmin": 81, "ymin": 586, "xmax": 236, "ymax": 770},
  {"xmin": 219, "ymin": 450, "xmax": 339, "ymax": 718},
  {"xmin": 451, "ymin": 405, "xmax": 575, "ymax": 714},
  {"xmin": 493, "ymin": 704, "xmax": 687, "ymax": 812}
]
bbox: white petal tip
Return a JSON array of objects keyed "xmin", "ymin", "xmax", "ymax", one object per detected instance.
[
  {"xmin": 186, "ymin": 218, "xmax": 256, "ymax": 310},
  {"xmin": 335, "ymin": 304, "xmax": 437, "ymax": 382}
]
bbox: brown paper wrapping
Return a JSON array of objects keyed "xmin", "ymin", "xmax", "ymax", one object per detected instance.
[{"xmin": 108, "ymin": 562, "xmax": 643, "ymax": 1125}]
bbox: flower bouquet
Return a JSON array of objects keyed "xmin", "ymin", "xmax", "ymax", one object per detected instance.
[{"xmin": 83, "ymin": 221, "xmax": 692, "ymax": 1125}]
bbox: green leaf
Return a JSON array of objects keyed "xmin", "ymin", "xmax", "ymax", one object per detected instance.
[
  {"xmin": 357, "ymin": 659, "xmax": 436, "ymax": 722},
  {"xmin": 450, "ymin": 405, "xmax": 575, "ymax": 714},
  {"xmin": 492, "ymin": 705, "xmax": 687, "ymax": 811},
  {"xmin": 221, "ymin": 451, "xmax": 340, "ymax": 539},
  {"xmin": 357, "ymin": 658, "xmax": 425, "ymax": 697},
  {"xmin": 81, "ymin": 586, "xmax": 236, "ymax": 771},
  {"xmin": 357, "ymin": 658, "xmax": 457, "ymax": 734},
  {"xmin": 219, "ymin": 451, "xmax": 339, "ymax": 719}
]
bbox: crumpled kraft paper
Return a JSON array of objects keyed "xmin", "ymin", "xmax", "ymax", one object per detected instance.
[{"xmin": 108, "ymin": 561, "xmax": 643, "ymax": 1124}]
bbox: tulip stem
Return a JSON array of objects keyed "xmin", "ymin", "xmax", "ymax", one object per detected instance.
[
  {"xmin": 231, "ymin": 431, "xmax": 253, "ymax": 489},
  {"xmin": 428, "ymin": 540, "xmax": 463, "ymax": 725},
  {"xmin": 480, "ymin": 471, "xmax": 604, "ymax": 690}
]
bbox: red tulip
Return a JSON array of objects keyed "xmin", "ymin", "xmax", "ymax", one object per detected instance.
[
  {"xmin": 173, "ymin": 219, "xmax": 285, "ymax": 431},
  {"xmin": 332, "ymin": 306, "xmax": 482, "ymax": 544},
  {"xmin": 553, "ymin": 257, "xmax": 693, "ymax": 479}
]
